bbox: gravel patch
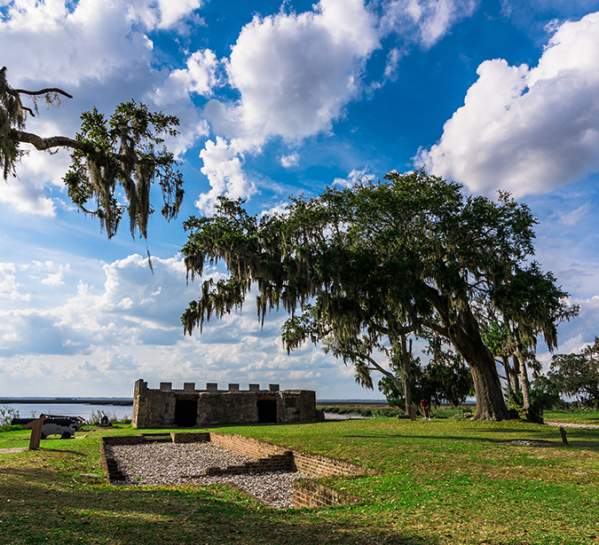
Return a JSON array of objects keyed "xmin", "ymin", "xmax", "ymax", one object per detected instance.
[{"xmin": 108, "ymin": 442, "xmax": 302, "ymax": 508}]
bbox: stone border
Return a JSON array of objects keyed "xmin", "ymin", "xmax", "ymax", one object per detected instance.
[{"xmin": 100, "ymin": 432, "xmax": 370, "ymax": 507}]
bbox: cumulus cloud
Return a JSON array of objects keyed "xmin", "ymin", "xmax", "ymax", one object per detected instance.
[
  {"xmin": 207, "ymin": 0, "xmax": 379, "ymax": 147},
  {"xmin": 417, "ymin": 12, "xmax": 599, "ymax": 197},
  {"xmin": 151, "ymin": 49, "xmax": 222, "ymax": 105},
  {"xmin": 380, "ymin": 0, "xmax": 478, "ymax": 48},
  {"xmin": 195, "ymin": 137, "xmax": 257, "ymax": 214},
  {"xmin": 195, "ymin": 0, "xmax": 379, "ymax": 212},
  {"xmin": 193, "ymin": 0, "xmax": 481, "ymax": 213},
  {"xmin": 0, "ymin": 252, "xmax": 369, "ymax": 397}
]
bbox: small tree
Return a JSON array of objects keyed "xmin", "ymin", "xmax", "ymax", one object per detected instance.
[
  {"xmin": 549, "ymin": 339, "xmax": 599, "ymax": 408},
  {"xmin": 1, "ymin": 67, "xmax": 183, "ymax": 238}
]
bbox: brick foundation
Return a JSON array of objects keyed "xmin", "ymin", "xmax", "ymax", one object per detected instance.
[
  {"xmin": 210, "ymin": 433, "xmax": 369, "ymax": 478},
  {"xmin": 171, "ymin": 432, "xmax": 210, "ymax": 443},
  {"xmin": 293, "ymin": 479, "xmax": 357, "ymax": 508},
  {"xmin": 100, "ymin": 432, "xmax": 370, "ymax": 507}
]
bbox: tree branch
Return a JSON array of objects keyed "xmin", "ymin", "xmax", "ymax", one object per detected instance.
[
  {"xmin": 11, "ymin": 87, "xmax": 73, "ymax": 99},
  {"xmin": 13, "ymin": 130, "xmax": 87, "ymax": 152},
  {"xmin": 421, "ymin": 319, "xmax": 449, "ymax": 337}
]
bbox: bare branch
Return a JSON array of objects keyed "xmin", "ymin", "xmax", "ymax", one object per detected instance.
[
  {"xmin": 13, "ymin": 130, "xmax": 86, "ymax": 152},
  {"xmin": 11, "ymin": 87, "xmax": 73, "ymax": 99}
]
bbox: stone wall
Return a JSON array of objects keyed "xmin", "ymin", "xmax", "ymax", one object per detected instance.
[
  {"xmin": 197, "ymin": 392, "xmax": 259, "ymax": 426},
  {"xmin": 132, "ymin": 379, "xmax": 320, "ymax": 428}
]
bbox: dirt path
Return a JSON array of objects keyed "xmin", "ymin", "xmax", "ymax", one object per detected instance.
[
  {"xmin": 0, "ymin": 447, "xmax": 27, "ymax": 454},
  {"xmin": 545, "ymin": 421, "xmax": 599, "ymax": 430}
]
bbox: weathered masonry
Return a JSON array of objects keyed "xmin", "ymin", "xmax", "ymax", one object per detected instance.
[{"xmin": 132, "ymin": 379, "xmax": 321, "ymax": 428}]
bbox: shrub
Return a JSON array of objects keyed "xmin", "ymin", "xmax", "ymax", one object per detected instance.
[{"xmin": 0, "ymin": 406, "xmax": 19, "ymax": 430}]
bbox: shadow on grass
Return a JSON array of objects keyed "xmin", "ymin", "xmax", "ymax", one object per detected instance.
[
  {"xmin": 40, "ymin": 447, "xmax": 86, "ymax": 457},
  {"xmin": 342, "ymin": 430, "xmax": 599, "ymax": 452},
  {"xmin": 0, "ymin": 467, "xmax": 436, "ymax": 545}
]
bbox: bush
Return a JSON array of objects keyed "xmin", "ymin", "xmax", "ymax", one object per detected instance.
[{"xmin": 0, "ymin": 406, "xmax": 19, "ymax": 430}]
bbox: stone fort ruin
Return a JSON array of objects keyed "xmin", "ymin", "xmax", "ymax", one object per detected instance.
[{"xmin": 132, "ymin": 379, "xmax": 321, "ymax": 428}]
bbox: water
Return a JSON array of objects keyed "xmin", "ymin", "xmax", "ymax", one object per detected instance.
[
  {"xmin": 2, "ymin": 403, "xmax": 364, "ymax": 423},
  {"xmin": 2, "ymin": 403, "xmax": 132, "ymax": 421}
]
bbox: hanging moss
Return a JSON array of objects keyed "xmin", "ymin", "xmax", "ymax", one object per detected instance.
[{"xmin": 1, "ymin": 68, "xmax": 184, "ymax": 239}]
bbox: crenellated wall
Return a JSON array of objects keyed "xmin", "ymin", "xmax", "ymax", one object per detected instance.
[{"xmin": 132, "ymin": 379, "xmax": 321, "ymax": 428}]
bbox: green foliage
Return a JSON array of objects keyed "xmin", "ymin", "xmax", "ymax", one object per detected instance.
[
  {"xmin": 0, "ymin": 406, "xmax": 19, "ymax": 430},
  {"xmin": 181, "ymin": 172, "xmax": 570, "ymax": 419},
  {"xmin": 378, "ymin": 357, "xmax": 473, "ymax": 408},
  {"xmin": 548, "ymin": 338, "xmax": 599, "ymax": 408},
  {"xmin": 64, "ymin": 101, "xmax": 183, "ymax": 238},
  {"xmin": 0, "ymin": 67, "xmax": 24, "ymax": 178},
  {"xmin": 1, "ymin": 67, "xmax": 184, "ymax": 238}
]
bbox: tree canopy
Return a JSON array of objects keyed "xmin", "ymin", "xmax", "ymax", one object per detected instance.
[
  {"xmin": 0, "ymin": 67, "xmax": 183, "ymax": 238},
  {"xmin": 181, "ymin": 171, "xmax": 571, "ymax": 420},
  {"xmin": 548, "ymin": 339, "xmax": 599, "ymax": 407}
]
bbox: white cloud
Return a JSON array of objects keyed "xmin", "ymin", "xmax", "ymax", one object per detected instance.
[
  {"xmin": 417, "ymin": 12, "xmax": 599, "ymax": 197},
  {"xmin": 152, "ymin": 49, "xmax": 222, "ymax": 105},
  {"xmin": 280, "ymin": 152, "xmax": 300, "ymax": 168},
  {"xmin": 380, "ymin": 0, "xmax": 478, "ymax": 47},
  {"xmin": 384, "ymin": 47, "xmax": 402, "ymax": 80},
  {"xmin": 208, "ymin": 0, "xmax": 379, "ymax": 148},
  {"xmin": 196, "ymin": 0, "xmax": 379, "ymax": 212},
  {"xmin": 154, "ymin": 0, "xmax": 202, "ymax": 29},
  {"xmin": 0, "ymin": 252, "xmax": 377, "ymax": 398},
  {"xmin": 195, "ymin": 137, "xmax": 256, "ymax": 215},
  {"xmin": 0, "ymin": 263, "xmax": 30, "ymax": 302},
  {"xmin": 333, "ymin": 168, "xmax": 375, "ymax": 188},
  {"xmin": 195, "ymin": 0, "xmax": 479, "ymax": 211}
]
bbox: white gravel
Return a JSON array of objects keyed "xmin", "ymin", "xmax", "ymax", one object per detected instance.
[{"xmin": 107, "ymin": 442, "xmax": 302, "ymax": 508}]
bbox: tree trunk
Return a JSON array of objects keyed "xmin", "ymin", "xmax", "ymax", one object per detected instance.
[
  {"xmin": 514, "ymin": 352, "xmax": 531, "ymax": 410},
  {"xmin": 402, "ymin": 369, "xmax": 413, "ymax": 417},
  {"xmin": 510, "ymin": 355, "xmax": 521, "ymax": 396},
  {"xmin": 447, "ymin": 311, "xmax": 509, "ymax": 420},
  {"xmin": 502, "ymin": 356, "xmax": 513, "ymax": 398},
  {"xmin": 401, "ymin": 336, "xmax": 413, "ymax": 418},
  {"xmin": 503, "ymin": 355, "xmax": 521, "ymax": 399}
]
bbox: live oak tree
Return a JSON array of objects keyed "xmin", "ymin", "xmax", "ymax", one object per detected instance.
[
  {"xmin": 181, "ymin": 172, "xmax": 569, "ymax": 420},
  {"xmin": 0, "ymin": 67, "xmax": 183, "ymax": 238}
]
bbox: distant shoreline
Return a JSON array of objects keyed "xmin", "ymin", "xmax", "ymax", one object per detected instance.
[
  {"xmin": 1, "ymin": 397, "xmax": 390, "ymax": 406},
  {"xmin": 0, "ymin": 398, "xmax": 134, "ymax": 406}
]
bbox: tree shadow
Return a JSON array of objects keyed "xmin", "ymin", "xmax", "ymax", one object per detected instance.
[
  {"xmin": 0, "ymin": 467, "xmax": 436, "ymax": 545},
  {"xmin": 342, "ymin": 430, "xmax": 599, "ymax": 452},
  {"xmin": 40, "ymin": 447, "xmax": 86, "ymax": 456}
]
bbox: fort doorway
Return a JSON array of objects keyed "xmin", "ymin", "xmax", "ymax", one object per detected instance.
[
  {"xmin": 257, "ymin": 399, "xmax": 277, "ymax": 423},
  {"xmin": 174, "ymin": 397, "xmax": 198, "ymax": 427}
]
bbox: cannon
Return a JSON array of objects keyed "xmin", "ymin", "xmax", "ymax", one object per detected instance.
[{"xmin": 12, "ymin": 414, "xmax": 83, "ymax": 439}]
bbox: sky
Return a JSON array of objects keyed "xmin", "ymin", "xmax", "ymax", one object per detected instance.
[{"xmin": 1, "ymin": 0, "xmax": 599, "ymax": 399}]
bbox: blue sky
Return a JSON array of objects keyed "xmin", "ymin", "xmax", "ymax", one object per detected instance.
[{"xmin": 1, "ymin": 0, "xmax": 599, "ymax": 398}]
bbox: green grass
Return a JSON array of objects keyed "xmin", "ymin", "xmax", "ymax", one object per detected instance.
[
  {"xmin": 1, "ymin": 419, "xmax": 598, "ymax": 544},
  {"xmin": 544, "ymin": 409, "xmax": 599, "ymax": 425}
]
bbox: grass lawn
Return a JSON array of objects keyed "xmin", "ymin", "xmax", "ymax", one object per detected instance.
[{"xmin": 0, "ymin": 418, "xmax": 598, "ymax": 545}]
